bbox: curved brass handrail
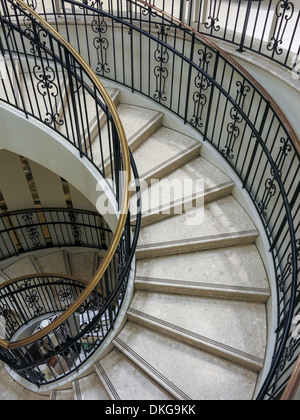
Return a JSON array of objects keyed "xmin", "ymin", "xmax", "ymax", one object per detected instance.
[
  {"xmin": 0, "ymin": 0, "xmax": 131, "ymax": 350},
  {"xmin": 136, "ymin": 0, "xmax": 300, "ymax": 155}
]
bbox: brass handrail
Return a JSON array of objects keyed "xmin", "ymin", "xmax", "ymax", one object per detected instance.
[
  {"xmin": 136, "ymin": 0, "xmax": 300, "ymax": 155},
  {"xmin": 0, "ymin": 0, "xmax": 131, "ymax": 350},
  {"xmin": 281, "ymin": 355, "xmax": 300, "ymax": 400}
]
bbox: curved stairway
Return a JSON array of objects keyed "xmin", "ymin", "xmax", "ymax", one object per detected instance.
[{"xmin": 0, "ymin": 82, "xmax": 270, "ymax": 400}]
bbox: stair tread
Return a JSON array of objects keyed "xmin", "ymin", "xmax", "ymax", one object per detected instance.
[
  {"xmin": 115, "ymin": 322, "xmax": 258, "ymax": 400},
  {"xmin": 0, "ymin": 363, "xmax": 48, "ymax": 400},
  {"xmin": 96, "ymin": 348, "xmax": 173, "ymax": 400},
  {"xmin": 2, "ymin": 256, "xmax": 40, "ymax": 279},
  {"xmin": 136, "ymin": 245, "xmax": 269, "ymax": 294},
  {"xmin": 35, "ymin": 250, "xmax": 70, "ymax": 276},
  {"xmin": 50, "ymin": 389, "xmax": 74, "ymax": 401},
  {"xmin": 91, "ymin": 104, "xmax": 162, "ymax": 169},
  {"xmin": 132, "ymin": 127, "xmax": 200, "ymax": 180},
  {"xmin": 135, "ymin": 157, "xmax": 234, "ymax": 216},
  {"xmin": 129, "ymin": 291, "xmax": 266, "ymax": 363},
  {"xmin": 73, "ymin": 372, "xmax": 110, "ymax": 400},
  {"xmin": 137, "ymin": 196, "xmax": 257, "ymax": 250},
  {"xmin": 68, "ymin": 251, "xmax": 98, "ymax": 282}
]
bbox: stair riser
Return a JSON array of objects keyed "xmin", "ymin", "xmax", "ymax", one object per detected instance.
[
  {"xmin": 134, "ymin": 279, "xmax": 270, "ymax": 303},
  {"xmin": 138, "ymin": 145, "xmax": 201, "ymax": 191},
  {"xmin": 136, "ymin": 231, "xmax": 258, "ymax": 260},
  {"xmin": 136, "ymin": 182, "xmax": 234, "ymax": 227}
]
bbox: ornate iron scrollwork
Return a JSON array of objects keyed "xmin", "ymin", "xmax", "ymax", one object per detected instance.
[
  {"xmin": 22, "ymin": 212, "xmax": 42, "ymax": 249},
  {"xmin": 90, "ymin": 1, "xmax": 111, "ymax": 76},
  {"xmin": 222, "ymin": 80, "xmax": 251, "ymax": 160},
  {"xmin": 153, "ymin": 23, "xmax": 170, "ymax": 102},
  {"xmin": 190, "ymin": 48, "xmax": 212, "ymax": 129},
  {"xmin": 258, "ymin": 136, "xmax": 292, "ymax": 215},
  {"xmin": 267, "ymin": 0, "xmax": 295, "ymax": 56}
]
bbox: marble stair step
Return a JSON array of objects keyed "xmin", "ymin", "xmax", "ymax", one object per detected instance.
[
  {"xmin": 59, "ymin": 86, "xmax": 119, "ymax": 148},
  {"xmin": 95, "ymin": 349, "xmax": 173, "ymax": 400},
  {"xmin": 0, "ymin": 363, "xmax": 49, "ymax": 400},
  {"xmin": 50, "ymin": 389, "xmax": 74, "ymax": 400},
  {"xmin": 128, "ymin": 291, "xmax": 266, "ymax": 372},
  {"xmin": 132, "ymin": 127, "xmax": 201, "ymax": 189},
  {"xmin": 136, "ymin": 196, "xmax": 258, "ymax": 259},
  {"xmin": 72, "ymin": 372, "xmax": 110, "ymax": 400},
  {"xmin": 135, "ymin": 245, "xmax": 270, "ymax": 303},
  {"xmin": 114, "ymin": 322, "xmax": 258, "ymax": 400},
  {"xmin": 67, "ymin": 251, "xmax": 99, "ymax": 282},
  {"xmin": 1, "ymin": 255, "xmax": 40, "ymax": 280},
  {"xmin": 131, "ymin": 157, "xmax": 234, "ymax": 226},
  {"xmin": 35, "ymin": 250, "xmax": 71, "ymax": 276},
  {"xmin": 91, "ymin": 104, "xmax": 163, "ymax": 171}
]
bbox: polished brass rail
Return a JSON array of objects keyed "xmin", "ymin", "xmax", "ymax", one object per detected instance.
[{"xmin": 0, "ymin": 0, "xmax": 131, "ymax": 350}]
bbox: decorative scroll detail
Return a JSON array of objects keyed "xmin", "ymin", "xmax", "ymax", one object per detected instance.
[
  {"xmin": 91, "ymin": 2, "xmax": 111, "ymax": 76},
  {"xmin": 32, "ymin": 64, "xmax": 63, "ymax": 127},
  {"xmin": 22, "ymin": 213, "xmax": 42, "ymax": 249},
  {"xmin": 222, "ymin": 80, "xmax": 251, "ymax": 160},
  {"xmin": 153, "ymin": 24, "xmax": 170, "ymax": 102},
  {"xmin": 267, "ymin": 0, "xmax": 295, "ymax": 56},
  {"xmin": 204, "ymin": 0, "xmax": 221, "ymax": 32},
  {"xmin": 258, "ymin": 137, "xmax": 292, "ymax": 215},
  {"xmin": 68, "ymin": 211, "xmax": 83, "ymax": 245},
  {"xmin": 278, "ymin": 238, "xmax": 300, "ymax": 292},
  {"xmin": 190, "ymin": 49, "xmax": 212, "ymax": 129}
]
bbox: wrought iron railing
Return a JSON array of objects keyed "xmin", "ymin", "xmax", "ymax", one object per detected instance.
[
  {"xmin": 139, "ymin": 0, "xmax": 300, "ymax": 73},
  {"xmin": 15, "ymin": 0, "xmax": 300, "ymax": 400},
  {"xmin": 0, "ymin": 207, "xmax": 112, "ymax": 260},
  {"xmin": 0, "ymin": 0, "xmax": 141, "ymax": 387},
  {"xmin": 0, "ymin": 273, "xmax": 127, "ymax": 385}
]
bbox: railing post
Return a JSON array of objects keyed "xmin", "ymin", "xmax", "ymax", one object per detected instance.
[
  {"xmin": 237, "ymin": 0, "xmax": 265, "ymax": 53},
  {"xmin": 65, "ymin": 52, "xmax": 83, "ymax": 157}
]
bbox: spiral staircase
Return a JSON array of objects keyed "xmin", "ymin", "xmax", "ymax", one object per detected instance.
[{"xmin": 0, "ymin": 0, "xmax": 298, "ymax": 400}]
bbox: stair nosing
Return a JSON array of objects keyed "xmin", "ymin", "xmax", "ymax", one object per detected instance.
[
  {"xmin": 137, "ymin": 143, "xmax": 201, "ymax": 182},
  {"xmin": 94, "ymin": 361, "xmax": 121, "ymax": 401},
  {"xmin": 127, "ymin": 308, "xmax": 264, "ymax": 372},
  {"xmin": 113, "ymin": 336, "xmax": 192, "ymax": 401},
  {"xmin": 134, "ymin": 275, "xmax": 270, "ymax": 302},
  {"xmin": 136, "ymin": 230, "xmax": 258, "ymax": 258}
]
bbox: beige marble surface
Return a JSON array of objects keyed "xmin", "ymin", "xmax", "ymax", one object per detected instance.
[
  {"xmin": 138, "ymin": 195, "xmax": 257, "ymax": 246},
  {"xmin": 75, "ymin": 372, "xmax": 110, "ymax": 400},
  {"xmin": 130, "ymin": 290, "xmax": 267, "ymax": 360},
  {"xmin": 117, "ymin": 322, "xmax": 258, "ymax": 400},
  {"xmin": 136, "ymin": 244, "xmax": 269, "ymax": 291},
  {"xmin": 99, "ymin": 348, "xmax": 173, "ymax": 400}
]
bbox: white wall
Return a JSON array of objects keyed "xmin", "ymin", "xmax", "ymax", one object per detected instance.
[{"xmin": 0, "ymin": 104, "xmax": 118, "ymax": 231}]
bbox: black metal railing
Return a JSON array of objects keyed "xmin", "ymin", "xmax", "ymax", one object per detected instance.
[
  {"xmin": 0, "ymin": 0, "xmax": 141, "ymax": 387},
  {"xmin": 0, "ymin": 207, "xmax": 112, "ymax": 260},
  {"xmin": 14, "ymin": 0, "xmax": 300, "ymax": 400},
  {"xmin": 0, "ymin": 273, "xmax": 127, "ymax": 385},
  {"xmin": 139, "ymin": 0, "xmax": 300, "ymax": 73},
  {"xmin": 0, "ymin": 0, "xmax": 298, "ymax": 399},
  {"xmin": 12, "ymin": 0, "xmax": 300, "ymax": 72}
]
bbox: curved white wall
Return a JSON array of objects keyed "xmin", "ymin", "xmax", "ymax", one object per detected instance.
[{"xmin": 0, "ymin": 104, "xmax": 119, "ymax": 231}]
